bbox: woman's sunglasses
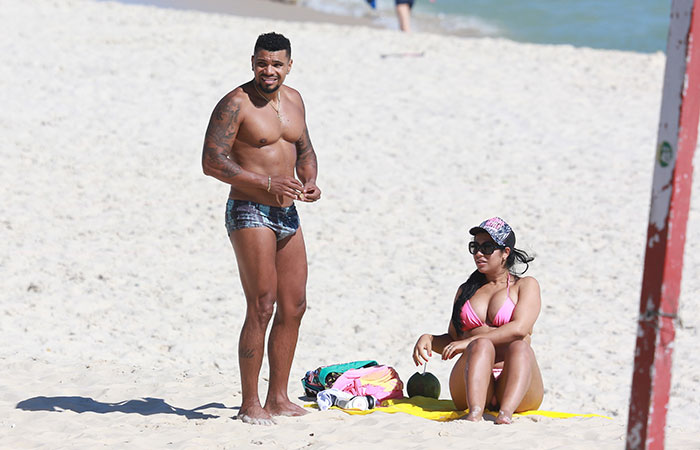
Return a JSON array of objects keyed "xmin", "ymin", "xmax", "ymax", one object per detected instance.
[{"xmin": 468, "ymin": 241, "xmax": 504, "ymax": 255}]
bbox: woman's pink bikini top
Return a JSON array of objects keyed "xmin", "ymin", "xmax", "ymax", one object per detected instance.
[{"xmin": 460, "ymin": 273, "xmax": 516, "ymax": 331}]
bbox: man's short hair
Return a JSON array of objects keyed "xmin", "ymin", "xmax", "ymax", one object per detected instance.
[{"xmin": 254, "ymin": 32, "xmax": 291, "ymax": 58}]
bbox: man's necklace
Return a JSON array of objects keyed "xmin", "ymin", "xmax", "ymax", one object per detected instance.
[{"xmin": 254, "ymin": 83, "xmax": 281, "ymax": 120}]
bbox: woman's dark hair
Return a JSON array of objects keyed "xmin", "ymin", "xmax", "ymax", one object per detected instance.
[{"xmin": 450, "ymin": 246, "xmax": 534, "ymax": 333}]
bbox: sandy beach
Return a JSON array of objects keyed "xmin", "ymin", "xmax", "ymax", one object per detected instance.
[
  {"xmin": 95, "ymin": 0, "xmax": 382, "ymax": 29},
  {"xmin": 1, "ymin": 0, "xmax": 699, "ymax": 448}
]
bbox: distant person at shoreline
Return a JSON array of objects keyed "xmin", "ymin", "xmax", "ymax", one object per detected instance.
[
  {"xmin": 395, "ymin": 0, "xmax": 414, "ymax": 32},
  {"xmin": 412, "ymin": 217, "xmax": 543, "ymax": 424},
  {"xmin": 201, "ymin": 32, "xmax": 321, "ymax": 425},
  {"xmin": 365, "ymin": 0, "xmax": 416, "ymax": 33}
]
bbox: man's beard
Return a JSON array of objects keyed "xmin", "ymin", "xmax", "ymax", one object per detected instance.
[{"xmin": 257, "ymin": 80, "xmax": 280, "ymax": 94}]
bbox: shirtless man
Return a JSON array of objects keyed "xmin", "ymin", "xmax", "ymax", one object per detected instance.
[{"xmin": 201, "ymin": 32, "xmax": 320, "ymax": 425}]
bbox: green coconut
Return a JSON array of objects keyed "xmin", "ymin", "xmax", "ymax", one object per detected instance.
[{"xmin": 407, "ymin": 371, "xmax": 441, "ymax": 399}]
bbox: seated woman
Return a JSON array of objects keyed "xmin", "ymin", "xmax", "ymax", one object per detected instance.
[{"xmin": 412, "ymin": 217, "xmax": 543, "ymax": 424}]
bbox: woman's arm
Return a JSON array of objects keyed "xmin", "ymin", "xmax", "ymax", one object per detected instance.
[
  {"xmin": 412, "ymin": 287, "xmax": 465, "ymax": 365},
  {"xmin": 441, "ymin": 324, "xmax": 495, "ymax": 360},
  {"xmin": 415, "ymin": 313, "xmax": 497, "ymax": 363},
  {"xmin": 442, "ymin": 277, "xmax": 541, "ymax": 359},
  {"xmin": 478, "ymin": 276, "xmax": 541, "ymax": 345},
  {"xmin": 412, "ymin": 332, "xmax": 452, "ymax": 366}
]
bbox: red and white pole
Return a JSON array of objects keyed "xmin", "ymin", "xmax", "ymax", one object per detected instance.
[{"xmin": 626, "ymin": 1, "xmax": 700, "ymax": 449}]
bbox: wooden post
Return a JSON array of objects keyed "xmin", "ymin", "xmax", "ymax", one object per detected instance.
[{"xmin": 626, "ymin": 1, "xmax": 700, "ymax": 449}]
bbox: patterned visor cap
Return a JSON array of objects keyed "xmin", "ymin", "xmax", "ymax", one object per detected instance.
[{"xmin": 469, "ymin": 217, "xmax": 516, "ymax": 248}]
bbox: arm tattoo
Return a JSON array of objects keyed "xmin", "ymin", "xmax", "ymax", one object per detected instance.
[
  {"xmin": 203, "ymin": 146, "xmax": 241, "ymax": 178},
  {"xmin": 295, "ymin": 127, "xmax": 317, "ymax": 169},
  {"xmin": 203, "ymin": 100, "xmax": 243, "ymax": 179}
]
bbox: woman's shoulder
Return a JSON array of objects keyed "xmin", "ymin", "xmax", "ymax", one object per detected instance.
[{"xmin": 515, "ymin": 275, "xmax": 540, "ymax": 289}]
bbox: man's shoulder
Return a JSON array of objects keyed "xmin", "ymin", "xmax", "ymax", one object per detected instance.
[
  {"xmin": 281, "ymin": 85, "xmax": 303, "ymax": 102},
  {"xmin": 210, "ymin": 84, "xmax": 254, "ymax": 119},
  {"xmin": 219, "ymin": 84, "xmax": 251, "ymax": 106},
  {"xmin": 282, "ymin": 84, "xmax": 301, "ymax": 96}
]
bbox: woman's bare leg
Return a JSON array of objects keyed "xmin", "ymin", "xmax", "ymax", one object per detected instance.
[
  {"xmin": 464, "ymin": 338, "xmax": 496, "ymax": 421},
  {"xmin": 494, "ymin": 340, "xmax": 543, "ymax": 424},
  {"xmin": 449, "ymin": 354, "xmax": 468, "ymax": 410}
]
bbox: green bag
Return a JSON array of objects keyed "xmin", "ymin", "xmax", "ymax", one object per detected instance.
[{"xmin": 301, "ymin": 360, "xmax": 378, "ymax": 397}]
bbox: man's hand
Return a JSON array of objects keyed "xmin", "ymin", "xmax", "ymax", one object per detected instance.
[
  {"xmin": 298, "ymin": 182, "xmax": 321, "ymax": 202},
  {"xmin": 269, "ymin": 175, "xmax": 304, "ymax": 200}
]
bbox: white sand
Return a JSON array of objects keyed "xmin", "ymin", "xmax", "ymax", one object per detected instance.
[{"xmin": 1, "ymin": 0, "xmax": 699, "ymax": 448}]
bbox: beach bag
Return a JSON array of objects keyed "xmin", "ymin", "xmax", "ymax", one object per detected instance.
[
  {"xmin": 301, "ymin": 360, "xmax": 378, "ymax": 397},
  {"xmin": 330, "ymin": 365, "xmax": 404, "ymax": 402}
]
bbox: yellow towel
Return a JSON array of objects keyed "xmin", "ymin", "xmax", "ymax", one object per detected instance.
[{"xmin": 306, "ymin": 397, "xmax": 612, "ymax": 422}]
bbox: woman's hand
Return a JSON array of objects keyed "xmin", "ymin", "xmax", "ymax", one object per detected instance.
[
  {"xmin": 441, "ymin": 337, "xmax": 474, "ymax": 360},
  {"xmin": 412, "ymin": 334, "xmax": 433, "ymax": 366}
]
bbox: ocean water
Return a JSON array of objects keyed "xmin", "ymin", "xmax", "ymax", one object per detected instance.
[{"xmin": 304, "ymin": 0, "xmax": 671, "ymax": 53}]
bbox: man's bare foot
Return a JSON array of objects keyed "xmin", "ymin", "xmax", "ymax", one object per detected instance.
[
  {"xmin": 495, "ymin": 410, "xmax": 513, "ymax": 424},
  {"xmin": 465, "ymin": 406, "xmax": 484, "ymax": 422},
  {"xmin": 265, "ymin": 400, "xmax": 309, "ymax": 417},
  {"xmin": 237, "ymin": 405, "xmax": 276, "ymax": 425}
]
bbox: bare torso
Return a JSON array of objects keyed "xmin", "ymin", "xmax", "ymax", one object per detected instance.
[
  {"xmin": 453, "ymin": 276, "xmax": 534, "ymax": 361},
  {"xmin": 466, "ymin": 277, "xmax": 522, "ymax": 328},
  {"xmin": 227, "ymin": 82, "xmax": 306, "ymax": 207}
]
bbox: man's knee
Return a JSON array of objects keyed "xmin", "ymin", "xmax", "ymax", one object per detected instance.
[
  {"xmin": 277, "ymin": 295, "xmax": 306, "ymax": 322},
  {"xmin": 291, "ymin": 295, "xmax": 307, "ymax": 319},
  {"xmin": 249, "ymin": 292, "xmax": 276, "ymax": 325}
]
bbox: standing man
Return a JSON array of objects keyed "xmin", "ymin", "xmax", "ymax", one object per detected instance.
[{"xmin": 202, "ymin": 32, "xmax": 320, "ymax": 425}]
